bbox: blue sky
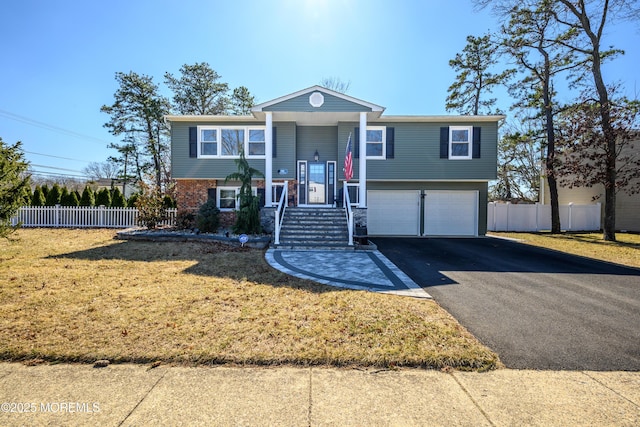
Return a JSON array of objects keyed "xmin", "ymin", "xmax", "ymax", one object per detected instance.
[{"xmin": 1, "ymin": 0, "xmax": 638, "ymax": 179}]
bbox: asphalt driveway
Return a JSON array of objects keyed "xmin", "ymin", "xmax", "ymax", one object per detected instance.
[{"xmin": 373, "ymin": 237, "xmax": 640, "ymax": 370}]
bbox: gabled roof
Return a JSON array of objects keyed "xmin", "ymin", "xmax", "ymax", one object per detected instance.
[{"xmin": 251, "ymin": 85, "xmax": 385, "ymax": 114}]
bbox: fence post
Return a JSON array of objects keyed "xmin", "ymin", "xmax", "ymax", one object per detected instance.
[
  {"xmin": 568, "ymin": 203, "xmax": 573, "ymax": 231},
  {"xmin": 55, "ymin": 204, "xmax": 60, "ymax": 227}
]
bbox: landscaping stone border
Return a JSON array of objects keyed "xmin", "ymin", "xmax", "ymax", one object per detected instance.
[{"xmin": 116, "ymin": 228, "xmax": 272, "ymax": 249}]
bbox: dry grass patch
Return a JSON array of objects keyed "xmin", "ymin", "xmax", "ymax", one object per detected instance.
[
  {"xmin": 0, "ymin": 229, "xmax": 499, "ymax": 371},
  {"xmin": 490, "ymin": 232, "xmax": 640, "ymax": 268}
]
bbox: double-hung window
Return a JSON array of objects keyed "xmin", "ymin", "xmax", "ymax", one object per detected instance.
[
  {"xmin": 366, "ymin": 126, "xmax": 386, "ymax": 159},
  {"xmin": 217, "ymin": 187, "xmax": 258, "ymax": 211},
  {"xmin": 200, "ymin": 129, "xmax": 217, "ymax": 156},
  {"xmin": 248, "ymin": 129, "xmax": 265, "ymax": 155},
  {"xmin": 197, "ymin": 126, "xmax": 266, "ymax": 158},
  {"xmin": 449, "ymin": 126, "xmax": 473, "ymax": 160},
  {"xmin": 221, "ymin": 128, "xmax": 244, "ymax": 156}
]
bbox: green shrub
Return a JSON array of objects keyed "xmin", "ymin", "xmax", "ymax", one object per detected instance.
[
  {"xmin": 175, "ymin": 209, "xmax": 196, "ymax": 230},
  {"xmin": 127, "ymin": 193, "xmax": 139, "ymax": 208},
  {"xmin": 64, "ymin": 191, "xmax": 80, "ymax": 207},
  {"xmin": 162, "ymin": 194, "xmax": 176, "ymax": 209},
  {"xmin": 196, "ymin": 200, "xmax": 220, "ymax": 233},
  {"xmin": 45, "ymin": 184, "xmax": 62, "ymax": 206},
  {"xmin": 80, "ymin": 186, "xmax": 95, "ymax": 207},
  {"xmin": 31, "ymin": 186, "xmax": 45, "ymax": 206},
  {"xmin": 111, "ymin": 188, "xmax": 126, "ymax": 207},
  {"xmin": 95, "ymin": 188, "xmax": 112, "ymax": 207}
]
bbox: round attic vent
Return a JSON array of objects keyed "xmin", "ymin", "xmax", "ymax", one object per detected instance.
[{"xmin": 309, "ymin": 92, "xmax": 324, "ymax": 108}]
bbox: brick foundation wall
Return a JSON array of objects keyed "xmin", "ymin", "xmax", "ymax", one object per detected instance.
[{"xmin": 175, "ymin": 179, "xmax": 217, "ymax": 213}]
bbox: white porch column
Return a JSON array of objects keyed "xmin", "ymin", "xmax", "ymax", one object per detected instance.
[
  {"xmin": 265, "ymin": 112, "xmax": 273, "ymax": 207},
  {"xmin": 358, "ymin": 112, "xmax": 367, "ymax": 208}
]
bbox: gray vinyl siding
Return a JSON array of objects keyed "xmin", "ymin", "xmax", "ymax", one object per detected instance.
[
  {"xmin": 296, "ymin": 126, "xmax": 339, "ymax": 163},
  {"xmin": 367, "ymin": 181, "xmax": 489, "ymax": 235},
  {"xmin": 272, "ymin": 122, "xmax": 296, "ymax": 180},
  {"xmin": 337, "ymin": 121, "xmax": 498, "ymax": 181},
  {"xmin": 265, "ymin": 92, "xmax": 372, "ymax": 113}
]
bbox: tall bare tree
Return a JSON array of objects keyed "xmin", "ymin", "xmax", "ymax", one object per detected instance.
[
  {"xmin": 557, "ymin": 88, "xmax": 640, "ymax": 206},
  {"xmin": 553, "ymin": 0, "xmax": 640, "ymax": 241},
  {"xmin": 499, "ymin": 0, "xmax": 583, "ymax": 232},
  {"xmin": 319, "ymin": 77, "xmax": 351, "ymax": 94}
]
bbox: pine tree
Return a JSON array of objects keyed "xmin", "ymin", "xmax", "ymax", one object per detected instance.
[
  {"xmin": 111, "ymin": 188, "xmax": 127, "ymax": 207},
  {"xmin": 32, "ymin": 186, "xmax": 45, "ymax": 206},
  {"xmin": 0, "ymin": 138, "xmax": 31, "ymax": 239},
  {"xmin": 225, "ymin": 150, "xmax": 264, "ymax": 234},
  {"xmin": 95, "ymin": 188, "xmax": 112, "ymax": 207},
  {"xmin": 80, "ymin": 186, "xmax": 95, "ymax": 207},
  {"xmin": 66, "ymin": 191, "xmax": 80, "ymax": 207},
  {"xmin": 60, "ymin": 187, "xmax": 70, "ymax": 206},
  {"xmin": 45, "ymin": 183, "xmax": 62, "ymax": 206}
]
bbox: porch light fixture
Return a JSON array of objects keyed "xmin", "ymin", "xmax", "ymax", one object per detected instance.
[{"xmin": 314, "ymin": 150, "xmax": 319, "ymax": 162}]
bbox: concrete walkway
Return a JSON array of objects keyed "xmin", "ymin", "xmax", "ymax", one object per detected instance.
[
  {"xmin": 265, "ymin": 249, "xmax": 431, "ymax": 299},
  {"xmin": 1, "ymin": 363, "xmax": 639, "ymax": 426}
]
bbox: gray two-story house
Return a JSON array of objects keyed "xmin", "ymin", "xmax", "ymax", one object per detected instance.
[{"xmin": 166, "ymin": 86, "xmax": 502, "ymax": 238}]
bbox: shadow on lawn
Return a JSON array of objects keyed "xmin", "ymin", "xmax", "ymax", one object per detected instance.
[{"xmin": 49, "ymin": 239, "xmax": 342, "ymax": 294}]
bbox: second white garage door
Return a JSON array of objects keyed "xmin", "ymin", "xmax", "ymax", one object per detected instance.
[
  {"xmin": 367, "ymin": 190, "xmax": 420, "ymax": 236},
  {"xmin": 424, "ymin": 190, "xmax": 478, "ymax": 236}
]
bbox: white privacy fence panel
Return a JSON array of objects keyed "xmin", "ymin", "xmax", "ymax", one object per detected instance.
[
  {"xmin": 488, "ymin": 202, "xmax": 601, "ymax": 232},
  {"xmin": 12, "ymin": 206, "xmax": 177, "ymax": 228}
]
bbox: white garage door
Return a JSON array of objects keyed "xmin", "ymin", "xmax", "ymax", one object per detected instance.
[
  {"xmin": 367, "ymin": 190, "xmax": 420, "ymax": 236},
  {"xmin": 424, "ymin": 191, "xmax": 478, "ymax": 236}
]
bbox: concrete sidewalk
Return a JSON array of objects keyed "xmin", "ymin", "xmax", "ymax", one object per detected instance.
[{"xmin": 1, "ymin": 363, "xmax": 638, "ymax": 426}]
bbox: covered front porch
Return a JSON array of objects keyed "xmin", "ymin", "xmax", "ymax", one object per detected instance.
[{"xmin": 250, "ymin": 86, "xmax": 385, "ymax": 209}]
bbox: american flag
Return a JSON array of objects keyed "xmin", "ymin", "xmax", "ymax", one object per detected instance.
[{"xmin": 344, "ymin": 133, "xmax": 353, "ymax": 182}]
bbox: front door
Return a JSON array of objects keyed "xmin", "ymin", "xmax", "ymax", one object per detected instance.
[
  {"xmin": 297, "ymin": 161, "xmax": 336, "ymax": 206},
  {"xmin": 308, "ymin": 163, "xmax": 326, "ymax": 204}
]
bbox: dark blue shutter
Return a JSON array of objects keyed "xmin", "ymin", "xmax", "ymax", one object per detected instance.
[
  {"xmin": 207, "ymin": 188, "xmax": 216, "ymax": 203},
  {"xmin": 386, "ymin": 127, "xmax": 394, "ymax": 159},
  {"xmin": 440, "ymin": 127, "xmax": 449, "ymax": 158},
  {"xmin": 272, "ymin": 127, "xmax": 277, "ymax": 158},
  {"xmin": 257, "ymin": 188, "xmax": 265, "ymax": 207},
  {"xmin": 189, "ymin": 127, "xmax": 197, "ymax": 158},
  {"xmin": 472, "ymin": 126, "xmax": 481, "ymax": 158},
  {"xmin": 354, "ymin": 127, "xmax": 359, "ymax": 158}
]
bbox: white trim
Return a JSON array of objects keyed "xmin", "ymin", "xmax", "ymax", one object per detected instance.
[
  {"xmin": 365, "ymin": 126, "xmax": 386, "ymax": 159},
  {"xmin": 297, "ymin": 160, "xmax": 307, "ymax": 206},
  {"xmin": 164, "ymin": 114, "xmax": 505, "ymax": 124},
  {"xmin": 358, "ymin": 112, "xmax": 367, "ymax": 208},
  {"xmin": 196, "ymin": 125, "xmax": 266, "ymax": 159},
  {"xmin": 251, "ymin": 85, "xmax": 385, "ymax": 113},
  {"xmin": 370, "ymin": 115, "xmax": 505, "ymax": 123},
  {"xmin": 217, "ymin": 186, "xmax": 258, "ymax": 211},
  {"xmin": 265, "ymin": 112, "xmax": 273, "ymax": 207},
  {"xmin": 449, "ymin": 126, "xmax": 473, "ymax": 160}
]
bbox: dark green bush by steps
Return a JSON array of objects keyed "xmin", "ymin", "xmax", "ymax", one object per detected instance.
[{"xmin": 196, "ymin": 200, "xmax": 220, "ymax": 233}]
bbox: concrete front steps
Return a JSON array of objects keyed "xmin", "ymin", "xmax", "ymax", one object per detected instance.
[{"xmin": 273, "ymin": 207, "xmax": 354, "ymax": 250}]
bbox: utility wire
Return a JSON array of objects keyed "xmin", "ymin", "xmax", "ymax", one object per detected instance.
[
  {"xmin": 0, "ymin": 108, "xmax": 113, "ymax": 146},
  {"xmin": 24, "ymin": 150, "xmax": 92, "ymax": 163},
  {"xmin": 30, "ymin": 164, "xmax": 85, "ymax": 173}
]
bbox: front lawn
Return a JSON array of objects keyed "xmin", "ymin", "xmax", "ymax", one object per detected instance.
[{"xmin": 0, "ymin": 229, "xmax": 499, "ymax": 371}]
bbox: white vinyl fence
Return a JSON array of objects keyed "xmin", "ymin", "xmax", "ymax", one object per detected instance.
[
  {"xmin": 487, "ymin": 202, "xmax": 601, "ymax": 232},
  {"xmin": 12, "ymin": 206, "xmax": 178, "ymax": 228}
]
